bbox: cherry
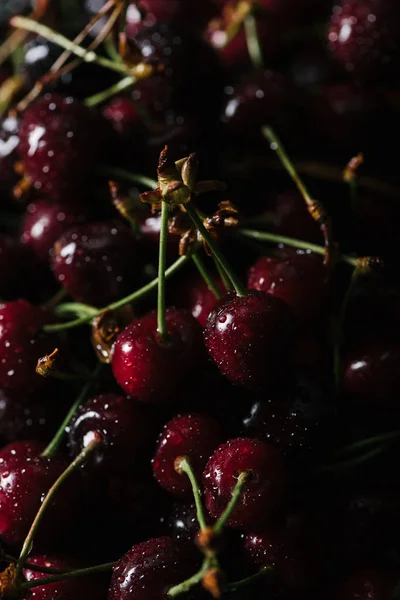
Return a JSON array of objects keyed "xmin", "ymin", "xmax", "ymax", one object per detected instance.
[
  {"xmin": 102, "ymin": 96, "xmax": 142, "ymax": 139},
  {"xmin": 269, "ymin": 190, "xmax": 323, "ymax": 243},
  {"xmin": 0, "ymin": 234, "xmax": 36, "ymax": 300},
  {"xmin": 203, "ymin": 438, "xmax": 286, "ymax": 530},
  {"xmin": 0, "ymin": 440, "xmax": 44, "ymax": 465},
  {"xmin": 108, "ymin": 536, "xmax": 200, "ymax": 600},
  {"xmin": 112, "ymin": 308, "xmax": 205, "ymax": 404},
  {"xmin": 21, "ymin": 198, "xmax": 94, "ymax": 262},
  {"xmin": 18, "ymin": 93, "xmax": 105, "ymax": 197},
  {"xmin": 51, "ymin": 220, "xmax": 138, "ymax": 307},
  {"xmin": 23, "ymin": 555, "xmax": 107, "ymax": 600},
  {"xmin": 152, "ymin": 413, "xmax": 221, "ymax": 497},
  {"xmin": 68, "ymin": 393, "xmax": 155, "ymax": 473},
  {"xmin": 335, "ymin": 569, "xmax": 395, "ymax": 600},
  {"xmin": 0, "ymin": 444, "xmax": 76, "ymax": 548},
  {"xmin": 0, "ymin": 300, "xmax": 59, "ymax": 393},
  {"xmin": 341, "ymin": 340, "xmax": 400, "ymax": 408},
  {"xmin": 203, "ymin": 290, "xmax": 294, "ymax": 391},
  {"xmin": 248, "ymin": 249, "xmax": 326, "ymax": 325},
  {"xmin": 178, "ymin": 273, "xmax": 225, "ymax": 328},
  {"xmin": 328, "ymin": 0, "xmax": 400, "ymax": 80},
  {"xmin": 138, "ymin": 208, "xmax": 180, "ymax": 258},
  {"xmin": 0, "ymin": 114, "xmax": 19, "ymax": 192}
]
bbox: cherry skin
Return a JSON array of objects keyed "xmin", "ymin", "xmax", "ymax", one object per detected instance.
[
  {"xmin": 203, "ymin": 290, "xmax": 294, "ymax": 391},
  {"xmin": 269, "ymin": 190, "xmax": 323, "ymax": 243},
  {"xmin": 0, "ymin": 443, "xmax": 75, "ymax": 548},
  {"xmin": 335, "ymin": 569, "xmax": 395, "ymax": 600},
  {"xmin": 178, "ymin": 273, "xmax": 225, "ymax": 328},
  {"xmin": 152, "ymin": 413, "xmax": 221, "ymax": 497},
  {"xmin": 0, "ymin": 114, "xmax": 19, "ymax": 192},
  {"xmin": 203, "ymin": 437, "xmax": 286, "ymax": 530},
  {"xmin": 248, "ymin": 249, "xmax": 326, "ymax": 325},
  {"xmin": 21, "ymin": 198, "xmax": 94, "ymax": 262},
  {"xmin": 0, "ymin": 300, "xmax": 58, "ymax": 393},
  {"xmin": 102, "ymin": 96, "xmax": 142, "ymax": 139},
  {"xmin": 112, "ymin": 308, "xmax": 205, "ymax": 404},
  {"xmin": 0, "ymin": 440, "xmax": 44, "ymax": 465},
  {"xmin": 108, "ymin": 536, "xmax": 200, "ymax": 600},
  {"xmin": 328, "ymin": 0, "xmax": 400, "ymax": 80},
  {"xmin": 51, "ymin": 220, "xmax": 138, "ymax": 307},
  {"xmin": 18, "ymin": 93, "xmax": 104, "ymax": 197},
  {"xmin": 68, "ymin": 393, "xmax": 155, "ymax": 473}
]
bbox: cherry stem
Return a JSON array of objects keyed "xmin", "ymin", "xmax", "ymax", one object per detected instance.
[
  {"xmin": 213, "ymin": 255, "xmax": 233, "ymax": 292},
  {"xmin": 213, "ymin": 471, "xmax": 249, "ymax": 534},
  {"xmin": 185, "ymin": 202, "xmax": 246, "ymax": 297},
  {"xmin": 0, "ymin": 75, "xmax": 25, "ymax": 117},
  {"xmin": 237, "ymin": 229, "xmax": 358, "ymax": 267},
  {"xmin": 167, "ymin": 559, "xmax": 209, "ymax": 598},
  {"xmin": 41, "ymin": 288, "xmax": 68, "ymax": 310},
  {"xmin": 335, "ymin": 430, "xmax": 400, "ymax": 458},
  {"xmin": 99, "ymin": 166, "xmax": 158, "ymax": 190},
  {"xmin": 244, "ymin": 14, "xmax": 264, "ymax": 69},
  {"xmin": 84, "ymin": 75, "xmax": 137, "ymax": 107},
  {"xmin": 318, "ymin": 444, "xmax": 392, "ymax": 474},
  {"xmin": 44, "ymin": 251, "xmax": 195, "ymax": 333},
  {"xmin": 175, "ymin": 456, "xmax": 207, "ymax": 531},
  {"xmin": 20, "ymin": 561, "xmax": 115, "ymax": 591},
  {"xmin": 192, "ymin": 254, "xmax": 221, "ymax": 300},
  {"xmin": 54, "ymin": 302, "xmax": 99, "ymax": 320},
  {"xmin": 41, "ymin": 364, "xmax": 102, "ymax": 459},
  {"xmin": 227, "ymin": 566, "xmax": 274, "ymax": 592},
  {"xmin": 9, "ymin": 16, "xmax": 130, "ymax": 76},
  {"xmin": 16, "ymin": 437, "xmax": 103, "ymax": 579},
  {"xmin": 157, "ymin": 201, "xmax": 169, "ymax": 341},
  {"xmin": 2, "ymin": 554, "xmax": 71, "ymax": 575}
]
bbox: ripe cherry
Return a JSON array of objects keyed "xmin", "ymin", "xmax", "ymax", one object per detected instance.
[
  {"xmin": 248, "ymin": 249, "xmax": 327, "ymax": 325},
  {"xmin": 203, "ymin": 290, "xmax": 294, "ymax": 391},
  {"xmin": 51, "ymin": 220, "xmax": 138, "ymax": 306},
  {"xmin": 112, "ymin": 308, "xmax": 205, "ymax": 403},
  {"xmin": 102, "ymin": 96, "xmax": 142, "ymax": 139},
  {"xmin": 152, "ymin": 413, "xmax": 221, "ymax": 497},
  {"xmin": 177, "ymin": 273, "xmax": 225, "ymax": 328},
  {"xmin": 203, "ymin": 437, "xmax": 286, "ymax": 530},
  {"xmin": 108, "ymin": 536, "xmax": 200, "ymax": 600},
  {"xmin": 0, "ymin": 114, "xmax": 19, "ymax": 192},
  {"xmin": 69, "ymin": 393, "xmax": 155, "ymax": 473},
  {"xmin": 269, "ymin": 190, "xmax": 323, "ymax": 243}
]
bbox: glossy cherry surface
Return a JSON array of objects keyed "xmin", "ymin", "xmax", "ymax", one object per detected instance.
[
  {"xmin": 69, "ymin": 393, "xmax": 155, "ymax": 473},
  {"xmin": 51, "ymin": 220, "xmax": 138, "ymax": 306},
  {"xmin": 108, "ymin": 536, "xmax": 200, "ymax": 600},
  {"xmin": 179, "ymin": 274, "xmax": 225, "ymax": 328},
  {"xmin": 112, "ymin": 308, "xmax": 204, "ymax": 403},
  {"xmin": 102, "ymin": 96, "xmax": 141, "ymax": 139},
  {"xmin": 0, "ymin": 114, "xmax": 19, "ymax": 191},
  {"xmin": 152, "ymin": 413, "xmax": 221, "ymax": 496},
  {"xmin": 203, "ymin": 437, "xmax": 286, "ymax": 530},
  {"xmin": 203, "ymin": 290, "xmax": 293, "ymax": 391}
]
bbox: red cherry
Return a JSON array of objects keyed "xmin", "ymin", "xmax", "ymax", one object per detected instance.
[
  {"xmin": 152, "ymin": 413, "xmax": 221, "ymax": 497},
  {"xmin": 335, "ymin": 569, "xmax": 395, "ymax": 600},
  {"xmin": 69, "ymin": 393, "xmax": 155, "ymax": 473},
  {"xmin": 0, "ymin": 440, "xmax": 45, "ymax": 465},
  {"xmin": 248, "ymin": 249, "xmax": 327, "ymax": 325},
  {"xmin": 51, "ymin": 220, "xmax": 138, "ymax": 306},
  {"xmin": 0, "ymin": 300, "xmax": 58, "ymax": 393},
  {"xmin": 102, "ymin": 96, "xmax": 142, "ymax": 139},
  {"xmin": 112, "ymin": 308, "xmax": 205, "ymax": 403},
  {"xmin": 269, "ymin": 190, "xmax": 323, "ymax": 243},
  {"xmin": 203, "ymin": 290, "xmax": 294, "ymax": 391},
  {"xmin": 203, "ymin": 438, "xmax": 286, "ymax": 530},
  {"xmin": 0, "ymin": 114, "xmax": 19, "ymax": 192},
  {"xmin": 328, "ymin": 0, "xmax": 400, "ymax": 80},
  {"xmin": 108, "ymin": 536, "xmax": 200, "ymax": 600},
  {"xmin": 177, "ymin": 273, "xmax": 225, "ymax": 328}
]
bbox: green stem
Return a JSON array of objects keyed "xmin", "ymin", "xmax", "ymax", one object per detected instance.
[
  {"xmin": 237, "ymin": 229, "xmax": 357, "ymax": 267},
  {"xmin": 319, "ymin": 444, "xmax": 392, "ymax": 473},
  {"xmin": 20, "ymin": 561, "xmax": 115, "ymax": 590},
  {"xmin": 54, "ymin": 303, "xmax": 99, "ymax": 319},
  {"xmin": 244, "ymin": 14, "xmax": 264, "ymax": 69},
  {"xmin": 157, "ymin": 202, "xmax": 169, "ymax": 341},
  {"xmin": 43, "ymin": 252, "xmax": 194, "ymax": 333},
  {"xmin": 192, "ymin": 254, "xmax": 221, "ymax": 300},
  {"xmin": 335, "ymin": 430, "xmax": 400, "ymax": 458},
  {"xmin": 10, "ymin": 16, "xmax": 130, "ymax": 75},
  {"xmin": 84, "ymin": 76, "xmax": 136, "ymax": 107},
  {"xmin": 185, "ymin": 202, "xmax": 246, "ymax": 297},
  {"xmin": 213, "ymin": 256, "xmax": 233, "ymax": 292},
  {"xmin": 167, "ymin": 559, "xmax": 209, "ymax": 598},
  {"xmin": 99, "ymin": 166, "xmax": 158, "ymax": 189},
  {"xmin": 227, "ymin": 566, "xmax": 274, "ymax": 592},
  {"xmin": 214, "ymin": 472, "xmax": 249, "ymax": 534},
  {"xmin": 2, "ymin": 555, "xmax": 71, "ymax": 575},
  {"xmin": 175, "ymin": 457, "xmax": 207, "ymax": 531},
  {"xmin": 16, "ymin": 438, "xmax": 102, "ymax": 578},
  {"xmin": 41, "ymin": 364, "xmax": 102, "ymax": 459}
]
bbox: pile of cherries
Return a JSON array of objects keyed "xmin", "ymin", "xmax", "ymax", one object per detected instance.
[{"xmin": 1, "ymin": 0, "xmax": 400, "ymax": 599}]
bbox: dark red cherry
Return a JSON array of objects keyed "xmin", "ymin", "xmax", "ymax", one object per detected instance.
[
  {"xmin": 269, "ymin": 190, "xmax": 323, "ymax": 243},
  {"xmin": 108, "ymin": 536, "xmax": 200, "ymax": 600},
  {"xmin": 18, "ymin": 93, "xmax": 104, "ymax": 196},
  {"xmin": 178, "ymin": 274, "xmax": 225, "ymax": 328},
  {"xmin": 0, "ymin": 440, "xmax": 44, "ymax": 466},
  {"xmin": 0, "ymin": 114, "xmax": 19, "ymax": 192},
  {"xmin": 102, "ymin": 96, "xmax": 142, "ymax": 139},
  {"xmin": 248, "ymin": 249, "xmax": 327, "ymax": 325},
  {"xmin": 203, "ymin": 438, "xmax": 286, "ymax": 530},
  {"xmin": 0, "ymin": 445, "xmax": 75, "ymax": 548},
  {"xmin": 0, "ymin": 300, "xmax": 58, "ymax": 393},
  {"xmin": 112, "ymin": 308, "xmax": 205, "ymax": 404},
  {"xmin": 203, "ymin": 290, "xmax": 294, "ymax": 391},
  {"xmin": 328, "ymin": 0, "xmax": 400, "ymax": 80},
  {"xmin": 138, "ymin": 208, "xmax": 180, "ymax": 258},
  {"xmin": 23, "ymin": 555, "xmax": 107, "ymax": 600},
  {"xmin": 152, "ymin": 413, "xmax": 221, "ymax": 497},
  {"xmin": 335, "ymin": 569, "xmax": 395, "ymax": 600},
  {"xmin": 21, "ymin": 198, "xmax": 93, "ymax": 262},
  {"xmin": 0, "ymin": 234, "xmax": 35, "ymax": 300},
  {"xmin": 342, "ymin": 340, "xmax": 400, "ymax": 408},
  {"xmin": 51, "ymin": 220, "xmax": 138, "ymax": 306},
  {"xmin": 69, "ymin": 393, "xmax": 155, "ymax": 473}
]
